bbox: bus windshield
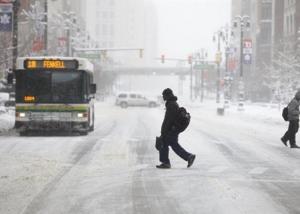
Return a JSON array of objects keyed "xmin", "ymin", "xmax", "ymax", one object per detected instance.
[{"xmin": 16, "ymin": 70, "xmax": 85, "ymax": 103}]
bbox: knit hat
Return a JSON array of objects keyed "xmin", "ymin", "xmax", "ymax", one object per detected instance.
[{"xmin": 162, "ymin": 88, "xmax": 173, "ymax": 97}]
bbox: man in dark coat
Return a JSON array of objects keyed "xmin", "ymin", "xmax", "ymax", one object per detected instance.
[
  {"xmin": 156, "ymin": 88, "xmax": 196, "ymax": 169},
  {"xmin": 281, "ymin": 90, "xmax": 300, "ymax": 148}
]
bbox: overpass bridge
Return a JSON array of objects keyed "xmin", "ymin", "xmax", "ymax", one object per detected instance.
[{"xmin": 102, "ymin": 67, "xmax": 191, "ymax": 76}]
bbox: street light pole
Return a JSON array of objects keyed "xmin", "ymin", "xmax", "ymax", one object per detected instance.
[
  {"xmin": 199, "ymin": 49, "xmax": 208, "ymax": 103},
  {"xmin": 213, "ymin": 31, "xmax": 223, "ymax": 103},
  {"xmin": 12, "ymin": 0, "xmax": 20, "ymax": 70},
  {"xmin": 217, "ymin": 34, "xmax": 221, "ymax": 103},
  {"xmin": 189, "ymin": 55, "xmax": 193, "ymax": 101},
  {"xmin": 240, "ymin": 27, "xmax": 244, "ymax": 78},
  {"xmin": 234, "ymin": 15, "xmax": 250, "ymax": 110},
  {"xmin": 67, "ymin": 27, "xmax": 70, "ymax": 56}
]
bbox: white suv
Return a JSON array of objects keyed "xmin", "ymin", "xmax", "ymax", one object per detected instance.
[{"xmin": 115, "ymin": 92, "xmax": 159, "ymax": 108}]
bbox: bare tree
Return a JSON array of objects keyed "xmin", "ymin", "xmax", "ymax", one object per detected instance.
[{"xmin": 262, "ymin": 50, "xmax": 300, "ymax": 105}]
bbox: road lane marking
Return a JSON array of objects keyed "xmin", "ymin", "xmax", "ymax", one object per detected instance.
[{"xmin": 249, "ymin": 167, "xmax": 268, "ymax": 175}]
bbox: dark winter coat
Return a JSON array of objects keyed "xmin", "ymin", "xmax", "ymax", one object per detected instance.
[
  {"xmin": 288, "ymin": 90, "xmax": 300, "ymax": 121},
  {"xmin": 161, "ymin": 95, "xmax": 179, "ymax": 136}
]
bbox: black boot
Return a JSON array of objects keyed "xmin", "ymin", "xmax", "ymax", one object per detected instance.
[
  {"xmin": 187, "ymin": 154, "xmax": 196, "ymax": 168},
  {"xmin": 281, "ymin": 137, "xmax": 287, "ymax": 147},
  {"xmin": 291, "ymin": 144, "xmax": 300, "ymax": 149},
  {"xmin": 156, "ymin": 163, "xmax": 171, "ymax": 169}
]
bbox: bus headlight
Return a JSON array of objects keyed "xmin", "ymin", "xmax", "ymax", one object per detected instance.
[
  {"xmin": 18, "ymin": 112, "xmax": 26, "ymax": 117},
  {"xmin": 77, "ymin": 113, "xmax": 88, "ymax": 118}
]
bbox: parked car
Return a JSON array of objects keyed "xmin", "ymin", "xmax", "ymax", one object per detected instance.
[{"xmin": 115, "ymin": 92, "xmax": 159, "ymax": 108}]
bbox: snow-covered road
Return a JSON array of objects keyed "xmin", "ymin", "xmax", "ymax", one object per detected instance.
[{"xmin": 1, "ymin": 101, "xmax": 300, "ymax": 214}]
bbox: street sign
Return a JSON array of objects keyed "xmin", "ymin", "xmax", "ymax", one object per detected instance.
[
  {"xmin": 76, "ymin": 52, "xmax": 101, "ymax": 59},
  {"xmin": 243, "ymin": 39, "xmax": 252, "ymax": 48},
  {"xmin": 243, "ymin": 48, "xmax": 252, "ymax": 54},
  {"xmin": 243, "ymin": 54, "xmax": 252, "ymax": 64},
  {"xmin": 193, "ymin": 64, "xmax": 215, "ymax": 70},
  {"xmin": 243, "ymin": 39, "xmax": 252, "ymax": 64},
  {"xmin": 58, "ymin": 37, "xmax": 67, "ymax": 47}
]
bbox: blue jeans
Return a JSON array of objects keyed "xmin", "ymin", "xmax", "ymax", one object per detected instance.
[{"xmin": 159, "ymin": 130, "xmax": 191, "ymax": 164}]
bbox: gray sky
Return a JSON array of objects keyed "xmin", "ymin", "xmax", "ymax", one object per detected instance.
[{"xmin": 153, "ymin": 0, "xmax": 231, "ymax": 62}]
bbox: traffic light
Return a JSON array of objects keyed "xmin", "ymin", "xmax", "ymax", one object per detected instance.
[
  {"xmin": 139, "ymin": 49, "xmax": 143, "ymax": 58},
  {"xmin": 188, "ymin": 55, "xmax": 192, "ymax": 64},
  {"xmin": 102, "ymin": 50, "xmax": 107, "ymax": 58},
  {"xmin": 215, "ymin": 52, "xmax": 222, "ymax": 64},
  {"xmin": 161, "ymin": 54, "xmax": 165, "ymax": 63}
]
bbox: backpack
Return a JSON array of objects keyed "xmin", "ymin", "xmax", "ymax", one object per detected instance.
[
  {"xmin": 174, "ymin": 107, "xmax": 191, "ymax": 132},
  {"xmin": 282, "ymin": 106, "xmax": 288, "ymax": 121}
]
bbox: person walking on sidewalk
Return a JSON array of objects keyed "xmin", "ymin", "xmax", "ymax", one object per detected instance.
[
  {"xmin": 281, "ymin": 90, "xmax": 300, "ymax": 148},
  {"xmin": 156, "ymin": 88, "xmax": 196, "ymax": 169}
]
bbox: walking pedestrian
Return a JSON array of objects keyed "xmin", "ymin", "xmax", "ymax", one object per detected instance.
[
  {"xmin": 281, "ymin": 90, "xmax": 300, "ymax": 148},
  {"xmin": 156, "ymin": 88, "xmax": 196, "ymax": 169}
]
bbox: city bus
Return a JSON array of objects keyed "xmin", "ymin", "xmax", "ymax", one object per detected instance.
[{"xmin": 14, "ymin": 57, "xmax": 96, "ymax": 135}]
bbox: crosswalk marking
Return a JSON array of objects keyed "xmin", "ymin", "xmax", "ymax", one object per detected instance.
[{"xmin": 248, "ymin": 167, "xmax": 268, "ymax": 175}]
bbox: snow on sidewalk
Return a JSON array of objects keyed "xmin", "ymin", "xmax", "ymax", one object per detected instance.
[{"xmin": 0, "ymin": 109, "xmax": 14, "ymax": 134}]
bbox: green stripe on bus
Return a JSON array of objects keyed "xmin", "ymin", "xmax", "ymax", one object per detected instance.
[{"xmin": 16, "ymin": 105, "xmax": 88, "ymax": 112}]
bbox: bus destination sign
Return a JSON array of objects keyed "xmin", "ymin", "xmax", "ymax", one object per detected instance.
[{"xmin": 24, "ymin": 59, "xmax": 79, "ymax": 70}]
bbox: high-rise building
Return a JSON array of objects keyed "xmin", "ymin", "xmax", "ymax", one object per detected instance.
[
  {"xmin": 272, "ymin": 0, "xmax": 284, "ymax": 57},
  {"xmin": 85, "ymin": 0, "xmax": 158, "ymax": 67},
  {"xmin": 47, "ymin": 0, "xmax": 88, "ymax": 56},
  {"xmin": 282, "ymin": 0, "xmax": 300, "ymax": 55}
]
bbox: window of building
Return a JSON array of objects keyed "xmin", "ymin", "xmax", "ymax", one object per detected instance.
[
  {"xmin": 260, "ymin": 22, "xmax": 272, "ymax": 43},
  {"xmin": 285, "ymin": 16, "xmax": 290, "ymax": 34},
  {"xmin": 290, "ymin": 14, "xmax": 294, "ymax": 34},
  {"xmin": 110, "ymin": 25, "xmax": 114, "ymax": 36},
  {"xmin": 261, "ymin": 3, "xmax": 272, "ymax": 20},
  {"xmin": 103, "ymin": 11, "xmax": 108, "ymax": 19},
  {"xmin": 103, "ymin": 24, "xmax": 108, "ymax": 35},
  {"xmin": 110, "ymin": 12, "xmax": 114, "ymax": 19}
]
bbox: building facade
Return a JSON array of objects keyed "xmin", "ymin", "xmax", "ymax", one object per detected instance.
[
  {"xmin": 282, "ymin": 0, "xmax": 300, "ymax": 55},
  {"xmin": 85, "ymin": 0, "xmax": 158, "ymax": 67}
]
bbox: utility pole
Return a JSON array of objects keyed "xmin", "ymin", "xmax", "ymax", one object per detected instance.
[{"xmin": 12, "ymin": 0, "xmax": 20, "ymax": 70}]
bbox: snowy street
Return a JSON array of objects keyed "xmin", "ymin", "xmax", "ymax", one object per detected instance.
[{"xmin": 0, "ymin": 101, "xmax": 300, "ymax": 214}]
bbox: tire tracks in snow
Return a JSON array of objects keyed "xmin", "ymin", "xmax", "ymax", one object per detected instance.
[
  {"xmin": 129, "ymin": 116, "xmax": 183, "ymax": 214},
  {"xmin": 192, "ymin": 116, "xmax": 300, "ymax": 214},
  {"xmin": 21, "ymin": 120, "xmax": 117, "ymax": 214}
]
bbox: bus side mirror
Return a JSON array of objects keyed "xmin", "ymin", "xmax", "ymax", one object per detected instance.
[
  {"xmin": 90, "ymin": 84, "xmax": 97, "ymax": 94},
  {"xmin": 7, "ymin": 73, "xmax": 14, "ymax": 85}
]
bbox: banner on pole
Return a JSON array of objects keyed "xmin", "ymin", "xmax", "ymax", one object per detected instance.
[{"xmin": 0, "ymin": 3, "xmax": 12, "ymax": 32}]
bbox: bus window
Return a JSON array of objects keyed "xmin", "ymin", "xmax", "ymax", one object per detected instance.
[
  {"xmin": 16, "ymin": 71, "xmax": 51, "ymax": 103},
  {"xmin": 52, "ymin": 71, "xmax": 83, "ymax": 103}
]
